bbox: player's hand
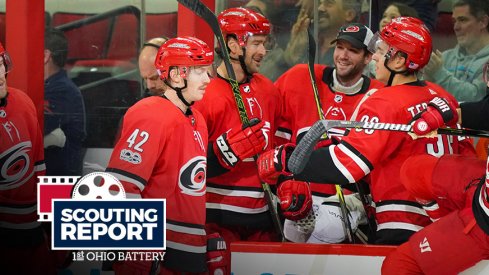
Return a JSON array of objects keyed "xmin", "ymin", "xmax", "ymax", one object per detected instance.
[
  {"xmin": 257, "ymin": 143, "xmax": 295, "ymax": 184},
  {"xmin": 413, "ymin": 97, "xmax": 458, "ymax": 135},
  {"xmin": 206, "ymin": 233, "xmax": 228, "ymax": 275},
  {"xmin": 214, "ymin": 118, "xmax": 266, "ymax": 169},
  {"xmin": 277, "ymin": 180, "xmax": 312, "ymax": 220}
]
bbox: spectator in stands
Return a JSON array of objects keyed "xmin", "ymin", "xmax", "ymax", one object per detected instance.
[
  {"xmin": 260, "ymin": 0, "xmax": 362, "ymax": 81},
  {"xmin": 138, "ymin": 36, "xmax": 168, "ymax": 97},
  {"xmin": 44, "ymin": 28, "xmax": 86, "ymax": 176},
  {"xmin": 423, "ymin": 0, "xmax": 489, "ymax": 102},
  {"xmin": 246, "ymin": 0, "xmax": 299, "ymax": 49},
  {"xmin": 366, "ymin": 2, "xmax": 419, "ymax": 78},
  {"xmin": 379, "ymin": 2, "xmax": 418, "ymax": 30},
  {"xmin": 374, "ymin": 0, "xmax": 440, "ymax": 32}
]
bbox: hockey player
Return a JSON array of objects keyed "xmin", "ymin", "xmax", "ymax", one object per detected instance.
[
  {"xmin": 0, "ymin": 43, "xmax": 51, "ymax": 274},
  {"xmin": 382, "ymin": 154, "xmax": 488, "ymax": 274},
  {"xmin": 105, "ymin": 37, "xmax": 218, "ymax": 274},
  {"xmin": 274, "ymin": 22, "xmax": 384, "ymax": 243},
  {"xmin": 257, "ymin": 17, "xmax": 476, "ymax": 245},
  {"xmin": 192, "ymin": 7, "xmax": 282, "ymax": 273},
  {"xmin": 384, "ymin": 71, "xmax": 489, "ymax": 274}
]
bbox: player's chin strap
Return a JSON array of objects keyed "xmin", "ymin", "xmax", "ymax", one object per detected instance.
[
  {"xmin": 229, "ymin": 47, "xmax": 252, "ymax": 81},
  {"xmin": 384, "ymin": 54, "xmax": 408, "ymax": 87},
  {"xmin": 0, "ymin": 92, "xmax": 7, "ymax": 107},
  {"xmin": 164, "ymin": 79, "xmax": 193, "ymax": 106}
]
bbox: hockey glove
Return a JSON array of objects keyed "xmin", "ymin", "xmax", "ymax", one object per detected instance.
[
  {"xmin": 214, "ymin": 118, "xmax": 266, "ymax": 169},
  {"xmin": 257, "ymin": 143, "xmax": 295, "ymax": 184},
  {"xmin": 413, "ymin": 97, "xmax": 458, "ymax": 136},
  {"xmin": 206, "ymin": 233, "xmax": 228, "ymax": 275},
  {"xmin": 278, "ymin": 180, "xmax": 312, "ymax": 220}
]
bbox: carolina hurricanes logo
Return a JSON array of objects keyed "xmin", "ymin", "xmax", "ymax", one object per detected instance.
[
  {"xmin": 179, "ymin": 156, "xmax": 206, "ymax": 196},
  {"xmin": 344, "ymin": 26, "xmax": 360, "ymax": 33},
  {"xmin": 0, "ymin": 141, "xmax": 32, "ymax": 190}
]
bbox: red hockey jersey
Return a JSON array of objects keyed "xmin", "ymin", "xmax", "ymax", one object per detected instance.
[
  {"xmin": 329, "ymin": 81, "xmax": 476, "ymax": 243},
  {"xmin": 275, "ymin": 64, "xmax": 384, "ymax": 198},
  {"xmin": 0, "ymin": 87, "xmax": 45, "ymax": 244},
  {"xmin": 402, "ymin": 154, "xmax": 485, "ymax": 221},
  {"xmin": 473, "ymin": 156, "xmax": 489, "ymax": 236},
  {"xmin": 193, "ymin": 74, "xmax": 282, "ymax": 228},
  {"xmin": 106, "ymin": 96, "xmax": 208, "ymax": 273}
]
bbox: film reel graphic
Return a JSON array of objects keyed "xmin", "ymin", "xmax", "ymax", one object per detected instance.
[{"xmin": 71, "ymin": 172, "xmax": 126, "ymax": 200}]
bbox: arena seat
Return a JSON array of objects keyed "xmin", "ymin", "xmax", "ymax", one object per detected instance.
[{"xmin": 145, "ymin": 13, "xmax": 177, "ymax": 39}]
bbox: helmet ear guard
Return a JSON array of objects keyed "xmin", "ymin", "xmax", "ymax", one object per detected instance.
[{"xmin": 157, "ymin": 66, "xmax": 189, "ymax": 81}]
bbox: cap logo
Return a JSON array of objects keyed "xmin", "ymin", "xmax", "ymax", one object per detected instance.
[
  {"xmin": 343, "ymin": 26, "xmax": 360, "ymax": 33},
  {"xmin": 168, "ymin": 43, "xmax": 190, "ymax": 49}
]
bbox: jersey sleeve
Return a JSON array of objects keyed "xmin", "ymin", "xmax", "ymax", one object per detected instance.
[
  {"xmin": 105, "ymin": 105, "xmax": 167, "ymax": 198},
  {"xmin": 296, "ymin": 96, "xmax": 404, "ymax": 184}
]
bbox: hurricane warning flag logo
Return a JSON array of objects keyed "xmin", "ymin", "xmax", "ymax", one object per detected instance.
[{"xmin": 38, "ymin": 172, "xmax": 165, "ymax": 250}]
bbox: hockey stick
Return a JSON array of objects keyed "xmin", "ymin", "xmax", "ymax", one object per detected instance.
[
  {"xmin": 288, "ymin": 119, "xmax": 489, "ymax": 174},
  {"xmin": 177, "ymin": 0, "xmax": 285, "ymax": 242},
  {"xmin": 305, "ymin": 28, "xmax": 355, "ymax": 243}
]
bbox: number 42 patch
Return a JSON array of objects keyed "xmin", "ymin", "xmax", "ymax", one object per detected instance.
[{"xmin": 119, "ymin": 129, "xmax": 149, "ymax": 164}]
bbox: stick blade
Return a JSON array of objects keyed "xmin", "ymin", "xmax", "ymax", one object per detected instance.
[{"xmin": 288, "ymin": 120, "xmax": 329, "ymax": 174}]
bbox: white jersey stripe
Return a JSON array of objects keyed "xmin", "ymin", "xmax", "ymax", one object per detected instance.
[
  {"xmin": 206, "ymin": 187, "xmax": 264, "ymax": 198},
  {"xmin": 0, "ymin": 220, "xmax": 40, "ymax": 230},
  {"xmin": 377, "ymin": 222, "xmax": 424, "ymax": 232},
  {"xmin": 376, "ymin": 204, "xmax": 428, "ymax": 216},
  {"xmin": 337, "ymin": 143, "xmax": 371, "ymax": 176},
  {"xmin": 206, "ymin": 203, "xmax": 268, "ymax": 214},
  {"xmin": 167, "ymin": 223, "xmax": 206, "ymax": 236},
  {"xmin": 421, "ymin": 202, "xmax": 440, "ymax": 212},
  {"xmin": 166, "ymin": 241, "xmax": 206, "ymax": 254},
  {"xmin": 329, "ymin": 145, "xmax": 355, "ymax": 183},
  {"xmin": 0, "ymin": 204, "xmax": 37, "ymax": 214},
  {"xmin": 275, "ymin": 130, "xmax": 291, "ymax": 141},
  {"xmin": 124, "ymin": 193, "xmax": 142, "ymax": 199},
  {"xmin": 34, "ymin": 163, "xmax": 46, "ymax": 172}
]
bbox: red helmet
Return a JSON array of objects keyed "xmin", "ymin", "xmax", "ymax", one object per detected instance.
[
  {"xmin": 379, "ymin": 17, "xmax": 432, "ymax": 71},
  {"xmin": 0, "ymin": 42, "xmax": 13, "ymax": 74},
  {"xmin": 218, "ymin": 7, "xmax": 271, "ymax": 47},
  {"xmin": 154, "ymin": 36, "xmax": 213, "ymax": 80}
]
